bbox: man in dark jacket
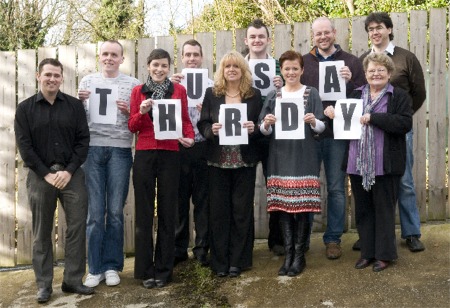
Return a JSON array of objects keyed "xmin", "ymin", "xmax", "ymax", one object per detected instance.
[{"xmin": 301, "ymin": 17, "xmax": 366, "ymax": 260}]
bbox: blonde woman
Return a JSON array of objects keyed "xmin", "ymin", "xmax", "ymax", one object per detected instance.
[{"xmin": 198, "ymin": 51, "xmax": 262, "ymax": 278}]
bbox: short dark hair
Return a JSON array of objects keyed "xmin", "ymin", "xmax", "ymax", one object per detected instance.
[
  {"xmin": 246, "ymin": 18, "xmax": 270, "ymax": 37},
  {"xmin": 364, "ymin": 12, "xmax": 394, "ymax": 41},
  {"xmin": 279, "ymin": 50, "xmax": 304, "ymax": 69},
  {"xmin": 182, "ymin": 39, "xmax": 203, "ymax": 56},
  {"xmin": 38, "ymin": 58, "xmax": 63, "ymax": 74},
  {"xmin": 147, "ymin": 48, "xmax": 171, "ymax": 66},
  {"xmin": 100, "ymin": 40, "xmax": 124, "ymax": 55}
]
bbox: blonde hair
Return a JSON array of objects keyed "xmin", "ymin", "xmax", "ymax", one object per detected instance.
[{"xmin": 213, "ymin": 51, "xmax": 255, "ymax": 99}]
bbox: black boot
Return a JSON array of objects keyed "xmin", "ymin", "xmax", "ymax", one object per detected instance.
[
  {"xmin": 288, "ymin": 213, "xmax": 310, "ymax": 277},
  {"xmin": 278, "ymin": 212, "xmax": 294, "ymax": 276}
]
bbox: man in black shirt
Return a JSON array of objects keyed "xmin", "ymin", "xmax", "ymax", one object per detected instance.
[{"xmin": 14, "ymin": 58, "xmax": 92, "ymax": 303}]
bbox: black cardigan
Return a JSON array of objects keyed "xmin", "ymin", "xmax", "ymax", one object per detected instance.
[
  {"xmin": 344, "ymin": 86, "xmax": 413, "ymax": 175},
  {"xmin": 197, "ymin": 87, "xmax": 262, "ymax": 164}
]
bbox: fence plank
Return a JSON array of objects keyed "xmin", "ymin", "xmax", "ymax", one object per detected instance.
[
  {"xmin": 196, "ymin": 32, "xmax": 214, "ymax": 80},
  {"xmin": 274, "ymin": 24, "xmax": 292, "ymax": 58},
  {"xmin": 216, "ymin": 30, "xmax": 233, "ymax": 68},
  {"xmin": 59, "ymin": 45, "xmax": 77, "ymax": 97},
  {"xmin": 254, "ymin": 164, "xmax": 268, "ymax": 238},
  {"xmin": 157, "ymin": 36, "xmax": 175, "ymax": 76},
  {"xmin": 78, "ymin": 44, "xmax": 97, "ymax": 81},
  {"xmin": 38, "ymin": 47, "xmax": 57, "ymax": 62},
  {"xmin": 334, "ymin": 18, "xmax": 350, "ymax": 52},
  {"xmin": 0, "ymin": 51, "xmax": 16, "ymax": 266},
  {"xmin": 448, "ymin": 6, "xmax": 450, "ymax": 220},
  {"xmin": 351, "ymin": 16, "xmax": 369, "ymax": 58},
  {"xmin": 293, "ymin": 22, "xmax": 311, "ymax": 55},
  {"xmin": 16, "ymin": 49, "xmax": 37, "ymax": 265},
  {"xmin": 235, "ymin": 28, "xmax": 246, "ymax": 55},
  {"xmin": 137, "ymin": 38, "xmax": 155, "ymax": 83},
  {"xmin": 120, "ymin": 40, "xmax": 137, "ymax": 78},
  {"xmin": 427, "ymin": 8, "xmax": 447, "ymax": 220},
  {"xmin": 391, "ymin": 13, "xmax": 408, "ymax": 49},
  {"xmin": 409, "ymin": 10, "xmax": 428, "ymax": 221}
]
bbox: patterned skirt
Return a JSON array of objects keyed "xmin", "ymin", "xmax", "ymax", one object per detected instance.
[{"xmin": 267, "ymin": 175, "xmax": 321, "ymax": 213}]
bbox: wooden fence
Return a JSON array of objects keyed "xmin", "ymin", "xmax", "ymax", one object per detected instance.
[{"xmin": 0, "ymin": 8, "xmax": 449, "ymax": 267}]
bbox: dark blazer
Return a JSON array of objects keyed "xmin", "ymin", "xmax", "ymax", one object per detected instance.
[
  {"xmin": 344, "ymin": 86, "xmax": 413, "ymax": 175},
  {"xmin": 197, "ymin": 87, "xmax": 262, "ymax": 164}
]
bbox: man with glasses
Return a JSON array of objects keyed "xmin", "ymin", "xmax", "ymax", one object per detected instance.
[
  {"xmin": 354, "ymin": 12, "xmax": 426, "ymax": 253},
  {"xmin": 301, "ymin": 17, "xmax": 366, "ymax": 260}
]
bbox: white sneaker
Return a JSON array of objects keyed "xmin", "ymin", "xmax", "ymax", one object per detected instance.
[
  {"xmin": 84, "ymin": 273, "xmax": 105, "ymax": 287},
  {"xmin": 105, "ymin": 270, "xmax": 120, "ymax": 286}
]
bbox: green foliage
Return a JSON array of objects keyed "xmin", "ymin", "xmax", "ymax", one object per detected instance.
[
  {"xmin": 186, "ymin": 0, "xmax": 449, "ymax": 35},
  {"xmin": 0, "ymin": 0, "xmax": 58, "ymax": 51},
  {"xmin": 91, "ymin": 0, "xmax": 145, "ymax": 41}
]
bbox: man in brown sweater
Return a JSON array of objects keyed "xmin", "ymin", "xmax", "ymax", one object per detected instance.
[{"xmin": 355, "ymin": 12, "xmax": 426, "ymax": 253}]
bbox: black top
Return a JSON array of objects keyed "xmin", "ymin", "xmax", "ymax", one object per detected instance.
[
  {"xmin": 14, "ymin": 91, "xmax": 90, "ymax": 178},
  {"xmin": 197, "ymin": 87, "xmax": 263, "ymax": 164}
]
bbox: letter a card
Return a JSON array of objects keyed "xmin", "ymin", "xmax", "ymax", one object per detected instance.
[
  {"xmin": 153, "ymin": 99, "xmax": 182, "ymax": 140},
  {"xmin": 89, "ymin": 83, "xmax": 118, "ymax": 124},
  {"xmin": 319, "ymin": 61, "xmax": 346, "ymax": 101},
  {"xmin": 333, "ymin": 99, "xmax": 363, "ymax": 139}
]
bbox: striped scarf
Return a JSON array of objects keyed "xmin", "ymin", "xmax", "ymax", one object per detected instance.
[
  {"xmin": 145, "ymin": 75, "xmax": 171, "ymax": 100},
  {"xmin": 357, "ymin": 84, "xmax": 388, "ymax": 191}
]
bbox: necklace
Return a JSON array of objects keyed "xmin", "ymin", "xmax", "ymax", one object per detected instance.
[{"xmin": 226, "ymin": 91, "xmax": 240, "ymax": 98}]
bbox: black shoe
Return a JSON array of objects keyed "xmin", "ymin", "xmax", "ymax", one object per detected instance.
[
  {"xmin": 155, "ymin": 279, "xmax": 170, "ymax": 288},
  {"xmin": 352, "ymin": 239, "xmax": 361, "ymax": 251},
  {"xmin": 372, "ymin": 260, "xmax": 390, "ymax": 272},
  {"xmin": 406, "ymin": 236, "xmax": 425, "ymax": 252},
  {"xmin": 61, "ymin": 282, "xmax": 94, "ymax": 295},
  {"xmin": 37, "ymin": 287, "xmax": 52, "ymax": 303},
  {"xmin": 216, "ymin": 271, "xmax": 228, "ymax": 277},
  {"xmin": 143, "ymin": 278, "xmax": 156, "ymax": 289},
  {"xmin": 174, "ymin": 254, "xmax": 188, "ymax": 266},
  {"xmin": 229, "ymin": 267, "xmax": 241, "ymax": 278},
  {"xmin": 354, "ymin": 258, "xmax": 374, "ymax": 269}
]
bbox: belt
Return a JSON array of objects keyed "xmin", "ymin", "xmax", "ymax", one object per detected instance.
[{"xmin": 50, "ymin": 163, "xmax": 65, "ymax": 172}]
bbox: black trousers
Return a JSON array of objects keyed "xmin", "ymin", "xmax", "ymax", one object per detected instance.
[
  {"xmin": 350, "ymin": 174, "xmax": 399, "ymax": 261},
  {"xmin": 261, "ymin": 145, "xmax": 283, "ymax": 249},
  {"xmin": 175, "ymin": 142, "xmax": 209, "ymax": 258},
  {"xmin": 27, "ymin": 168, "xmax": 88, "ymax": 288},
  {"xmin": 133, "ymin": 150, "xmax": 180, "ymax": 282},
  {"xmin": 208, "ymin": 165, "xmax": 256, "ymax": 273}
]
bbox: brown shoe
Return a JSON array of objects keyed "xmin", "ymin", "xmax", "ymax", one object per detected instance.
[{"xmin": 325, "ymin": 242, "xmax": 342, "ymax": 260}]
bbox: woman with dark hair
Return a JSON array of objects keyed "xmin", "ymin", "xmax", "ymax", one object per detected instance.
[
  {"xmin": 259, "ymin": 50, "xmax": 325, "ymax": 277},
  {"xmin": 128, "ymin": 49, "xmax": 194, "ymax": 288},
  {"xmin": 197, "ymin": 51, "xmax": 262, "ymax": 278}
]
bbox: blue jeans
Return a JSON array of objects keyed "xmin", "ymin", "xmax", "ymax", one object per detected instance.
[
  {"xmin": 398, "ymin": 129, "xmax": 421, "ymax": 238},
  {"xmin": 85, "ymin": 146, "xmax": 133, "ymax": 274},
  {"xmin": 319, "ymin": 138, "xmax": 347, "ymax": 244}
]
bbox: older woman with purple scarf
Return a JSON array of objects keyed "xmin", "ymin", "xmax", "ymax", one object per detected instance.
[{"xmin": 326, "ymin": 53, "xmax": 412, "ymax": 272}]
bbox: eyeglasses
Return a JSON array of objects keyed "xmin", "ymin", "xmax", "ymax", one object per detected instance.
[
  {"xmin": 367, "ymin": 68, "xmax": 387, "ymax": 75},
  {"xmin": 367, "ymin": 25, "xmax": 386, "ymax": 33}
]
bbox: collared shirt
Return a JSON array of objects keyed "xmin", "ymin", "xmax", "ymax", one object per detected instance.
[
  {"xmin": 14, "ymin": 91, "xmax": 90, "ymax": 178},
  {"xmin": 315, "ymin": 45, "xmax": 339, "ymax": 61},
  {"xmin": 371, "ymin": 41, "xmax": 395, "ymax": 55}
]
